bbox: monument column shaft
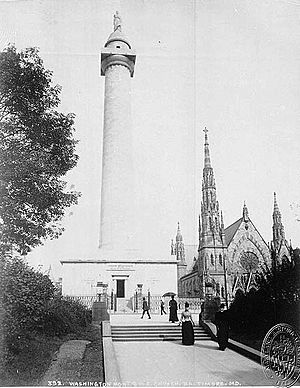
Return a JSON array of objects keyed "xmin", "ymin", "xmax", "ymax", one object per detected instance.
[{"xmin": 100, "ymin": 64, "xmax": 135, "ymax": 250}]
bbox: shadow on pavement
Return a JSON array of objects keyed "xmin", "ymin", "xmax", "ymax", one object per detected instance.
[
  {"xmin": 193, "ymin": 343, "xmax": 219, "ymax": 350},
  {"xmin": 167, "ymin": 341, "xmax": 220, "ymax": 351}
]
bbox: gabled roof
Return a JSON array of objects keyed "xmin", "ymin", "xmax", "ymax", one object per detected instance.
[
  {"xmin": 224, "ymin": 218, "xmax": 243, "ymax": 245},
  {"xmin": 224, "ymin": 216, "xmax": 269, "ymax": 249}
]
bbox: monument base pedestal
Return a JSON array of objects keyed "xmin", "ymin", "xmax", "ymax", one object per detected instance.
[{"xmin": 92, "ymin": 301, "xmax": 110, "ymax": 322}]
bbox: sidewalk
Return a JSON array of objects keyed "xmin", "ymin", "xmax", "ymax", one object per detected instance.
[{"xmin": 110, "ymin": 314, "xmax": 272, "ymax": 387}]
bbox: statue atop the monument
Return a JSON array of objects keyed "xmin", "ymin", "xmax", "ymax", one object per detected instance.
[{"xmin": 113, "ymin": 11, "xmax": 122, "ymax": 31}]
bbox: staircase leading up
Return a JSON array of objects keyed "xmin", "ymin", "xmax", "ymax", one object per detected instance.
[{"xmin": 111, "ymin": 324, "xmax": 211, "ymax": 342}]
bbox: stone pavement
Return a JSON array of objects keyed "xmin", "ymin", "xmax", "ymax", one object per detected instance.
[{"xmin": 110, "ymin": 314, "xmax": 272, "ymax": 387}]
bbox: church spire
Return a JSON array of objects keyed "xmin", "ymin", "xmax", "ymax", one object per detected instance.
[
  {"xmin": 200, "ymin": 127, "xmax": 223, "ymax": 244},
  {"xmin": 172, "ymin": 222, "xmax": 185, "ymax": 262},
  {"xmin": 204, "ymin": 127, "xmax": 211, "ymax": 168},
  {"xmin": 272, "ymin": 192, "xmax": 285, "ymax": 247},
  {"xmin": 176, "ymin": 222, "xmax": 183, "ymax": 242},
  {"xmin": 273, "ymin": 192, "xmax": 280, "ymax": 214}
]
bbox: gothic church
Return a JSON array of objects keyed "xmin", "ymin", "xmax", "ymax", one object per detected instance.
[{"xmin": 172, "ymin": 129, "xmax": 292, "ymax": 303}]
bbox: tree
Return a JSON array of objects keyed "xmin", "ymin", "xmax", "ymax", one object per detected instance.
[
  {"xmin": 258, "ymin": 248, "xmax": 300, "ymax": 306},
  {"xmin": 0, "ymin": 45, "xmax": 80, "ymax": 255},
  {"xmin": 229, "ymin": 247, "xmax": 300, "ymax": 339}
]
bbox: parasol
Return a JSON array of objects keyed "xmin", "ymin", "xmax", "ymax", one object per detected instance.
[{"xmin": 162, "ymin": 292, "xmax": 176, "ymax": 297}]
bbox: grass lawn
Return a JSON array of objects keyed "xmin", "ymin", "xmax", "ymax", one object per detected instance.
[
  {"xmin": 0, "ymin": 332, "xmax": 63, "ymax": 386},
  {"xmin": 0, "ymin": 324, "xmax": 104, "ymax": 386},
  {"xmin": 76, "ymin": 324, "xmax": 104, "ymax": 383}
]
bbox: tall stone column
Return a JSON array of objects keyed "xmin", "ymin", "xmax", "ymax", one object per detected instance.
[{"xmin": 99, "ymin": 14, "xmax": 137, "ymax": 256}]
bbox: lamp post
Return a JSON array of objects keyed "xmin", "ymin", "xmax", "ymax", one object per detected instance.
[
  {"xmin": 205, "ymin": 282, "xmax": 213, "ymax": 299},
  {"xmin": 93, "ymin": 281, "xmax": 109, "ymax": 322},
  {"xmin": 96, "ymin": 282, "xmax": 104, "ymax": 302}
]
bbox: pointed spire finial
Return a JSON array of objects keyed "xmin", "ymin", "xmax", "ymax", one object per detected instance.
[
  {"xmin": 113, "ymin": 11, "xmax": 122, "ymax": 31},
  {"xmin": 221, "ymin": 210, "xmax": 224, "ymax": 227},
  {"xmin": 203, "ymin": 127, "xmax": 211, "ymax": 168},
  {"xmin": 204, "ymin": 127, "xmax": 209, "ymax": 145},
  {"xmin": 176, "ymin": 222, "xmax": 183, "ymax": 242},
  {"xmin": 243, "ymin": 201, "xmax": 249, "ymax": 221},
  {"xmin": 273, "ymin": 192, "xmax": 280, "ymax": 212}
]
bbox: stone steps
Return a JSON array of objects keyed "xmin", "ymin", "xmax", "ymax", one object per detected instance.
[{"xmin": 111, "ymin": 324, "xmax": 211, "ymax": 342}]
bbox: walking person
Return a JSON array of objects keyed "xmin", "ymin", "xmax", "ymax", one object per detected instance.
[
  {"xmin": 214, "ymin": 303, "xmax": 230, "ymax": 350},
  {"xmin": 169, "ymin": 295, "xmax": 178, "ymax": 323},
  {"xmin": 141, "ymin": 297, "xmax": 151, "ymax": 319},
  {"xmin": 160, "ymin": 300, "xmax": 167, "ymax": 315},
  {"xmin": 199, "ymin": 302, "xmax": 205, "ymax": 324},
  {"xmin": 179, "ymin": 302, "xmax": 195, "ymax": 345}
]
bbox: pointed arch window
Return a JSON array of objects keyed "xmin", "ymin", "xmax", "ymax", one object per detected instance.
[
  {"xmin": 219, "ymin": 254, "xmax": 222, "ymax": 266},
  {"xmin": 281, "ymin": 255, "xmax": 289, "ymax": 267},
  {"xmin": 210, "ymin": 254, "xmax": 214, "ymax": 265}
]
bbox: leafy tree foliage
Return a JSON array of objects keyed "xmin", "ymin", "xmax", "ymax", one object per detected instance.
[
  {"xmin": 0, "ymin": 45, "xmax": 80, "ymax": 255},
  {"xmin": 258, "ymin": 247, "xmax": 300, "ymax": 307},
  {"xmin": 229, "ymin": 248, "xmax": 300, "ymax": 340}
]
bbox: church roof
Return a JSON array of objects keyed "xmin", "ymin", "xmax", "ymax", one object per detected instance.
[{"xmin": 224, "ymin": 218, "xmax": 243, "ymax": 245}]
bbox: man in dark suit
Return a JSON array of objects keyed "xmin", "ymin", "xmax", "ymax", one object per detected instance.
[{"xmin": 141, "ymin": 297, "xmax": 151, "ymax": 319}]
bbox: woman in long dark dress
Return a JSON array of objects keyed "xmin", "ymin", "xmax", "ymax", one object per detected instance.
[
  {"xmin": 214, "ymin": 304, "xmax": 230, "ymax": 350},
  {"xmin": 169, "ymin": 295, "xmax": 178, "ymax": 323},
  {"xmin": 179, "ymin": 302, "xmax": 195, "ymax": 345}
]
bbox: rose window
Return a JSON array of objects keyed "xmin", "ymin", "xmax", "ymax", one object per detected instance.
[{"xmin": 240, "ymin": 251, "xmax": 259, "ymax": 272}]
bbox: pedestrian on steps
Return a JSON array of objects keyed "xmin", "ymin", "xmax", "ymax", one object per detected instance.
[
  {"xmin": 141, "ymin": 297, "xmax": 151, "ymax": 319},
  {"xmin": 160, "ymin": 300, "xmax": 167, "ymax": 315},
  {"xmin": 169, "ymin": 295, "xmax": 179, "ymax": 323}
]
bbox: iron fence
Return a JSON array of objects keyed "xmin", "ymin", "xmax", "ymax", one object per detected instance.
[
  {"xmin": 64, "ymin": 294, "xmax": 203, "ymax": 314},
  {"xmin": 64, "ymin": 295, "xmax": 97, "ymax": 309}
]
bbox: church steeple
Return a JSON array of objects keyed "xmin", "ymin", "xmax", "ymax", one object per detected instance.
[
  {"xmin": 200, "ymin": 128, "xmax": 222, "ymax": 243},
  {"xmin": 176, "ymin": 222, "xmax": 183, "ymax": 242},
  {"xmin": 173, "ymin": 222, "xmax": 187, "ymax": 296},
  {"xmin": 197, "ymin": 127, "xmax": 226, "ymax": 302},
  {"xmin": 173, "ymin": 222, "xmax": 185, "ymax": 262},
  {"xmin": 272, "ymin": 192, "xmax": 285, "ymax": 248},
  {"xmin": 204, "ymin": 127, "xmax": 211, "ymax": 168}
]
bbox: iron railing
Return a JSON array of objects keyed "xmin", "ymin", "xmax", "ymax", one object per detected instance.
[{"xmin": 64, "ymin": 294, "xmax": 203, "ymax": 314}]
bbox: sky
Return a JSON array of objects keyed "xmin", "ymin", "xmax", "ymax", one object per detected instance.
[{"xmin": 1, "ymin": 0, "xmax": 300, "ymax": 280}]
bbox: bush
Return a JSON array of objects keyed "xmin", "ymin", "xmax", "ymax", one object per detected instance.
[
  {"xmin": 1, "ymin": 255, "xmax": 90, "ymax": 364},
  {"xmin": 1, "ymin": 256, "xmax": 55, "ymax": 344},
  {"xmin": 42, "ymin": 296, "xmax": 91, "ymax": 336}
]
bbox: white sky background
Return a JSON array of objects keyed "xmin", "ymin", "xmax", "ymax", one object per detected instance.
[{"xmin": 1, "ymin": 0, "xmax": 300, "ymax": 279}]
